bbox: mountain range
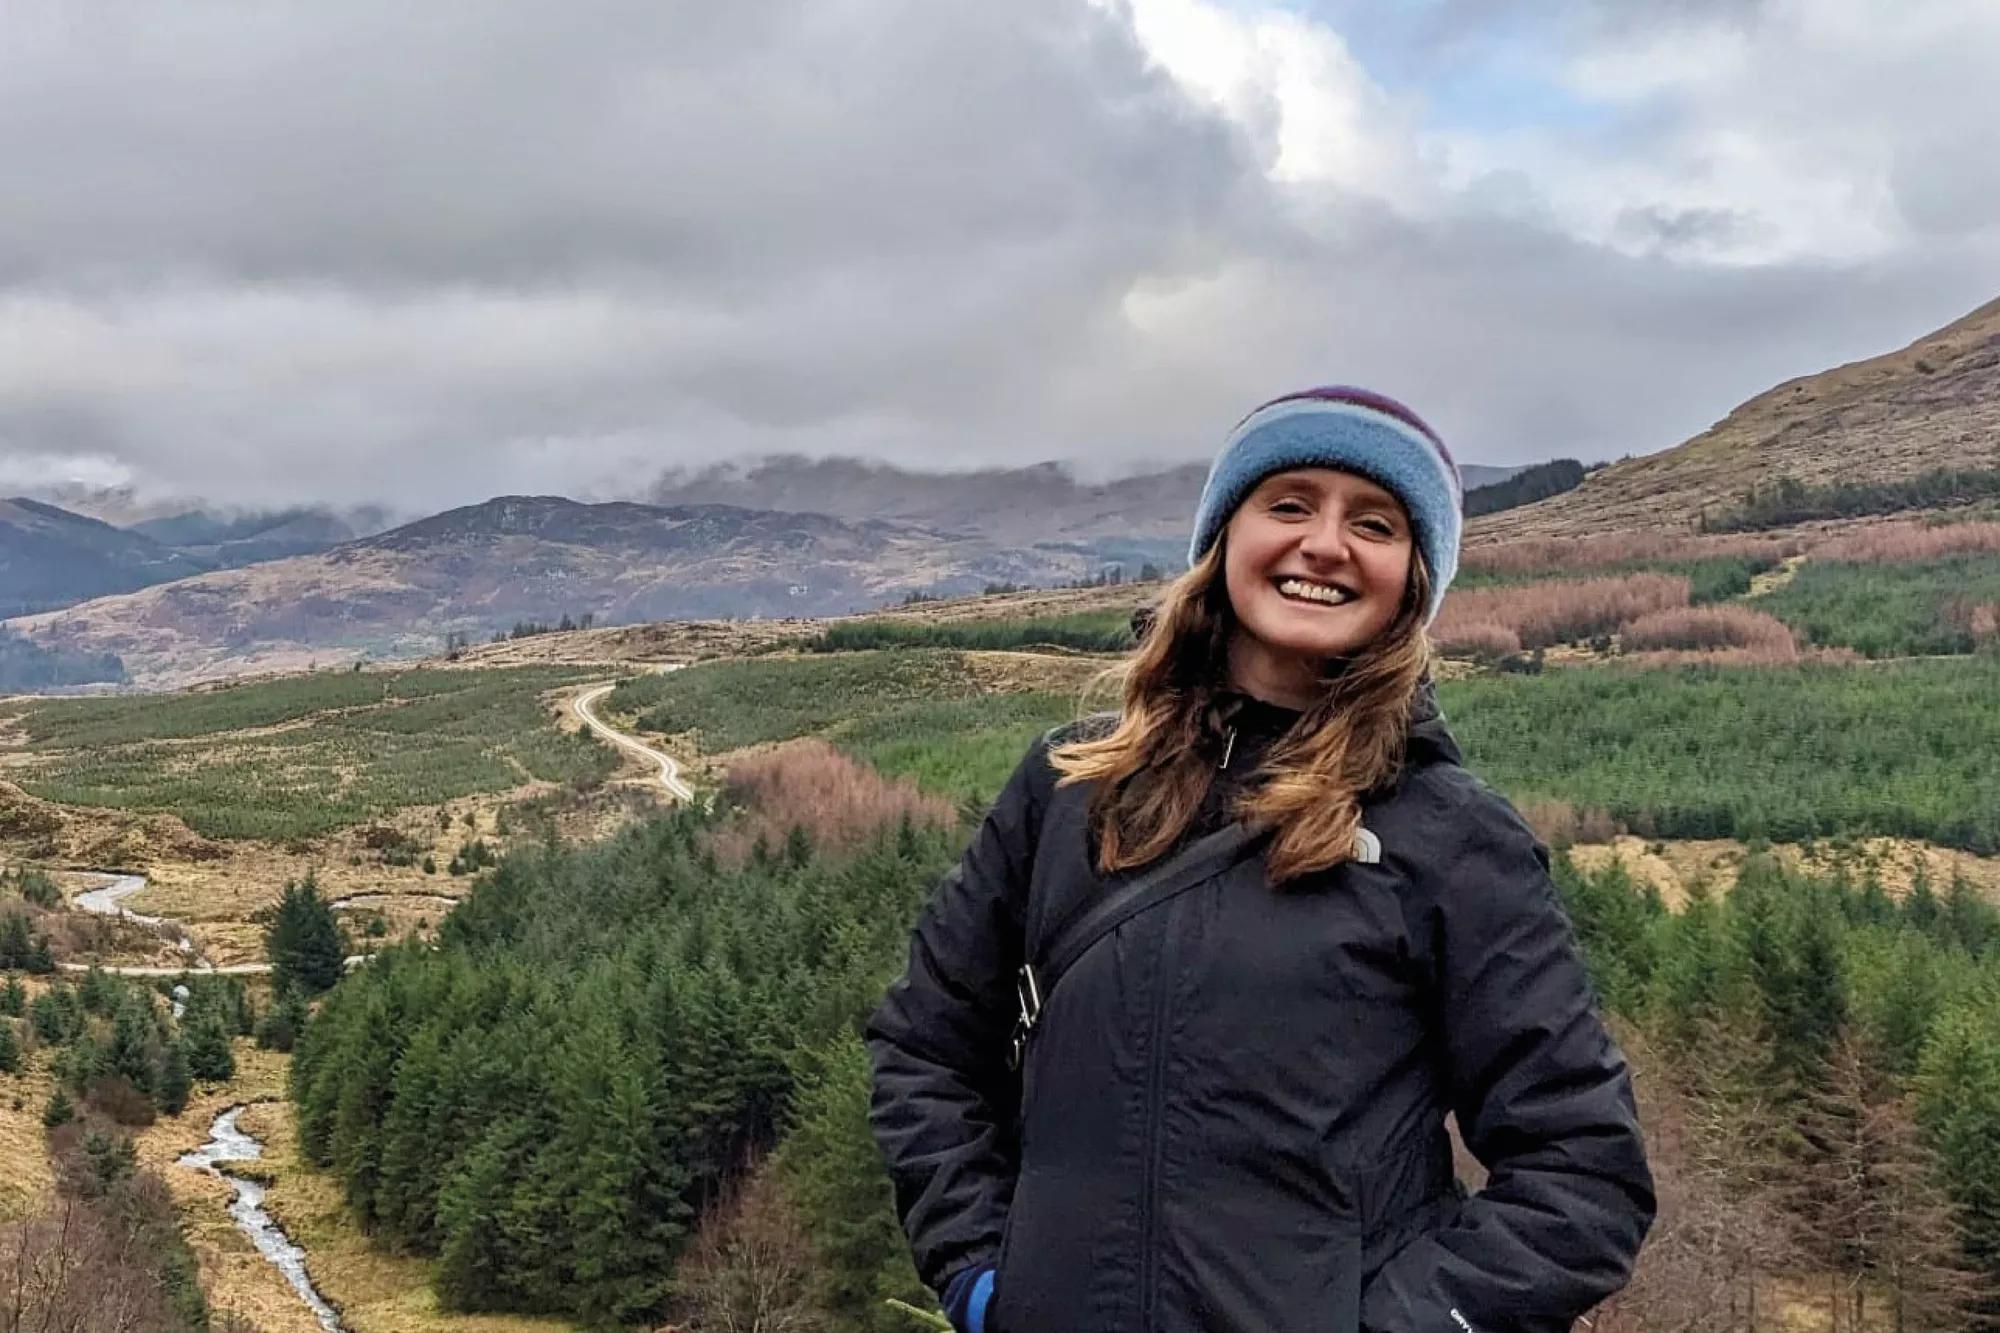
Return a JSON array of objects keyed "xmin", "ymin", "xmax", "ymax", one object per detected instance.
[{"xmin": 6, "ymin": 291, "xmax": 1997, "ymax": 689}]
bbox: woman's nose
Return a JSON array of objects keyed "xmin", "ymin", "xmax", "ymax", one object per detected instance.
[{"xmin": 1295, "ymin": 513, "xmax": 1353, "ymax": 565}]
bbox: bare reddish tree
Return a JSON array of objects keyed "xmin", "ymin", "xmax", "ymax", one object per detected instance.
[
  {"xmin": 1463, "ymin": 532, "xmax": 1800, "ymax": 579},
  {"xmin": 1620, "ymin": 607, "xmax": 1800, "ymax": 657},
  {"xmin": 712, "ymin": 738, "xmax": 956, "ymax": 868},
  {"xmin": 1787, "ymin": 1031, "xmax": 1983, "ymax": 1333},
  {"xmin": 666, "ymin": 1156, "xmax": 828, "ymax": 1333},
  {"xmin": 1589, "ymin": 1018, "xmax": 1804, "ymax": 1333},
  {"xmin": 1435, "ymin": 573, "xmax": 1692, "ymax": 651},
  {"xmin": 1810, "ymin": 521, "xmax": 2000, "ymax": 565}
]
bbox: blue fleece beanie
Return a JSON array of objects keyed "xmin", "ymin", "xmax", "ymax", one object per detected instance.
[{"xmin": 1188, "ymin": 386, "xmax": 1463, "ymax": 624}]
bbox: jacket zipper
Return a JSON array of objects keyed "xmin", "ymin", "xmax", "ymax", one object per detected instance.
[{"xmin": 1137, "ymin": 899, "xmax": 1182, "ymax": 1330}]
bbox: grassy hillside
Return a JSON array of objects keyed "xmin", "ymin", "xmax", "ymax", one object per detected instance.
[
  {"xmin": 0, "ymin": 666, "xmax": 612, "ymax": 842},
  {"xmin": 1469, "ymin": 293, "xmax": 2000, "ymax": 540}
]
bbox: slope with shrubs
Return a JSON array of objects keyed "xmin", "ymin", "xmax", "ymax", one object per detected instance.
[
  {"xmin": 290, "ymin": 747, "xmax": 964, "ymax": 1330},
  {"xmin": 1438, "ymin": 656, "xmax": 2000, "ymax": 852},
  {"xmin": 287, "ymin": 655, "xmax": 2000, "ymax": 1330},
  {"xmin": 1, "ymin": 665, "xmax": 613, "ymax": 841},
  {"xmin": 1755, "ymin": 522, "xmax": 2000, "ymax": 658},
  {"xmin": 608, "ymin": 648, "xmax": 1084, "ymax": 808}
]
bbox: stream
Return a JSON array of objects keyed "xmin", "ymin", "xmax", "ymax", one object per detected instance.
[
  {"xmin": 71, "ymin": 870, "xmax": 205, "ymax": 964},
  {"xmin": 178, "ymin": 1104, "xmax": 345, "ymax": 1333}
]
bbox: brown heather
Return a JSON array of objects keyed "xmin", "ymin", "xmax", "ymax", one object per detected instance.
[
  {"xmin": 1461, "ymin": 531, "xmax": 1796, "ymax": 578},
  {"xmin": 1614, "ymin": 644, "xmax": 1863, "ymax": 669},
  {"xmin": 1434, "ymin": 572, "xmax": 1691, "ymax": 650},
  {"xmin": 1809, "ymin": 518, "xmax": 2000, "ymax": 564},
  {"xmin": 1516, "ymin": 799, "xmax": 1623, "ymax": 850},
  {"xmin": 1429, "ymin": 620, "xmax": 1522, "ymax": 661},
  {"xmin": 714, "ymin": 738, "xmax": 956, "ymax": 866},
  {"xmin": 1619, "ymin": 606, "xmax": 1800, "ymax": 656}
]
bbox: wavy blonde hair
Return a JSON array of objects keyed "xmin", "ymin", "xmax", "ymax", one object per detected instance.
[{"xmin": 1049, "ymin": 532, "xmax": 1434, "ymax": 884}]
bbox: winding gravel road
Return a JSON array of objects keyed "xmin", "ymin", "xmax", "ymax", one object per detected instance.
[
  {"xmin": 572, "ymin": 677, "xmax": 695, "ymax": 802},
  {"xmin": 57, "ymin": 676, "xmax": 691, "ymax": 976}
]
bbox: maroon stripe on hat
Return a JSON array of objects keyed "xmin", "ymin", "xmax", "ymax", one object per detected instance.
[{"xmin": 1241, "ymin": 385, "xmax": 1460, "ymax": 479}]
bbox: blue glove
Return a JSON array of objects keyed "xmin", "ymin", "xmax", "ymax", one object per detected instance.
[{"xmin": 941, "ymin": 1265, "xmax": 996, "ymax": 1333}]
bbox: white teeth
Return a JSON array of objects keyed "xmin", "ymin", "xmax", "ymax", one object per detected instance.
[{"xmin": 1277, "ymin": 578, "xmax": 1353, "ymax": 605}]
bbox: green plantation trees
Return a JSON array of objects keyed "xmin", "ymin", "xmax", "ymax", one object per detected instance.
[
  {"xmin": 1438, "ymin": 657, "xmax": 2000, "ymax": 854},
  {"xmin": 292, "ymin": 803, "xmax": 960, "ymax": 1327},
  {"xmin": 1551, "ymin": 849, "xmax": 2000, "ymax": 1325},
  {"xmin": 4, "ymin": 665, "xmax": 613, "ymax": 842},
  {"xmin": 265, "ymin": 874, "xmax": 347, "ymax": 998},
  {"xmin": 778, "ymin": 1034, "xmax": 931, "ymax": 1333}
]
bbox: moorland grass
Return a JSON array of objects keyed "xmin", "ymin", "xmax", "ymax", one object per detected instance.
[
  {"xmin": 607, "ymin": 650, "xmax": 996, "ymax": 752},
  {"xmin": 1451, "ymin": 553, "xmax": 1779, "ymax": 604},
  {"xmin": 608, "ymin": 649, "xmax": 1088, "ymax": 805},
  {"xmin": 3, "ymin": 666, "xmax": 613, "ymax": 841}
]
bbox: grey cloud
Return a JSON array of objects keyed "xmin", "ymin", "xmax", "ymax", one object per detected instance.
[
  {"xmin": 0, "ymin": 0, "xmax": 1996, "ymax": 516},
  {"xmin": 0, "ymin": 0, "xmax": 1246, "ymax": 291}
]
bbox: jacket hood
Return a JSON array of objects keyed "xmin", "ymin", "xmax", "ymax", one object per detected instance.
[{"xmin": 1404, "ymin": 677, "xmax": 1461, "ymax": 768}]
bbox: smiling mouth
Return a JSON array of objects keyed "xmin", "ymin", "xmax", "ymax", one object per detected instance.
[{"xmin": 1274, "ymin": 576, "xmax": 1358, "ymax": 607}]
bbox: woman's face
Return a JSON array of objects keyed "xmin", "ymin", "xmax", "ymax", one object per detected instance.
[{"xmin": 1221, "ymin": 467, "xmax": 1414, "ymax": 701}]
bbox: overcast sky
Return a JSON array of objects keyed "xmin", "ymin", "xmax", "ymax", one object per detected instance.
[{"xmin": 1, "ymin": 0, "xmax": 1995, "ymax": 516}]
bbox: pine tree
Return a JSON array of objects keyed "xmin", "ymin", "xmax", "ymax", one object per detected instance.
[
  {"xmin": 778, "ymin": 1033, "xmax": 932, "ymax": 1333},
  {"xmin": 0, "ymin": 912, "xmax": 30, "ymax": 970},
  {"xmin": 374, "ymin": 1024, "xmax": 447, "ymax": 1249},
  {"xmin": 437, "ymin": 1118, "xmax": 539, "ymax": 1311},
  {"xmin": 1780, "ymin": 896, "xmax": 1849, "ymax": 1086},
  {"xmin": 108, "ymin": 990, "xmax": 159, "ymax": 1095},
  {"xmin": 183, "ymin": 1011, "xmax": 235, "ymax": 1081},
  {"xmin": 0, "ymin": 974, "xmax": 24, "ymax": 1017},
  {"xmin": 1916, "ymin": 1004, "xmax": 2000, "ymax": 1316},
  {"xmin": 255, "ymin": 991, "xmax": 308, "ymax": 1052},
  {"xmin": 157, "ymin": 1040, "xmax": 192, "ymax": 1115},
  {"xmin": 42, "ymin": 1086, "xmax": 74, "ymax": 1128},
  {"xmin": 786, "ymin": 823, "xmax": 816, "ymax": 871},
  {"xmin": 1905, "ymin": 867, "xmax": 1943, "ymax": 936},
  {"xmin": 0, "ymin": 1017, "xmax": 19, "ymax": 1074},
  {"xmin": 30, "ymin": 988, "xmax": 73, "ymax": 1043},
  {"xmin": 1945, "ymin": 873, "xmax": 1997, "ymax": 955},
  {"xmin": 79, "ymin": 964, "xmax": 115, "ymax": 1013},
  {"xmin": 265, "ymin": 874, "xmax": 348, "ymax": 997}
]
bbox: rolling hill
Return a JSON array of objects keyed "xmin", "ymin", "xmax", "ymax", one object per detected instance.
[
  {"xmin": 0, "ymin": 496, "xmax": 1142, "ymax": 687},
  {"xmin": 1468, "ymin": 294, "xmax": 2000, "ymax": 542},
  {"xmin": 0, "ymin": 497, "xmax": 210, "ymax": 618},
  {"xmin": 649, "ymin": 454, "xmax": 1523, "ymax": 547}
]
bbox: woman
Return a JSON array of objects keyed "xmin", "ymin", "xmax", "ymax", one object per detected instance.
[{"xmin": 867, "ymin": 387, "xmax": 1654, "ymax": 1333}]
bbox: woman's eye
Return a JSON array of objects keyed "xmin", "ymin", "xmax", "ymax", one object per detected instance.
[
  {"xmin": 1357, "ymin": 519, "xmax": 1395, "ymax": 537},
  {"xmin": 1270, "ymin": 500, "xmax": 1309, "ymax": 515}
]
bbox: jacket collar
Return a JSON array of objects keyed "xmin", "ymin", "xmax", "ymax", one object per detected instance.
[
  {"xmin": 1203, "ymin": 675, "xmax": 1463, "ymax": 773},
  {"xmin": 1403, "ymin": 676, "xmax": 1461, "ymax": 768}
]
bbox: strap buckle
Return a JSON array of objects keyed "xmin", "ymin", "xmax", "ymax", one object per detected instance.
[{"xmin": 1008, "ymin": 962, "xmax": 1042, "ymax": 1071}]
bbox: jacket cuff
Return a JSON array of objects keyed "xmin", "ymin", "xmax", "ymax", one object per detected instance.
[{"xmin": 942, "ymin": 1265, "xmax": 996, "ymax": 1333}]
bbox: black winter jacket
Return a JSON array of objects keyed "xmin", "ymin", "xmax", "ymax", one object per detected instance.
[{"xmin": 866, "ymin": 685, "xmax": 1654, "ymax": 1333}]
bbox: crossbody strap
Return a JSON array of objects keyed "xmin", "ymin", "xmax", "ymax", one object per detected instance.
[{"xmin": 1009, "ymin": 820, "xmax": 1272, "ymax": 1070}]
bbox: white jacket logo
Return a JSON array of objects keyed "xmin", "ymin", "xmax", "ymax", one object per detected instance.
[{"xmin": 1449, "ymin": 1310, "xmax": 1476, "ymax": 1333}]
